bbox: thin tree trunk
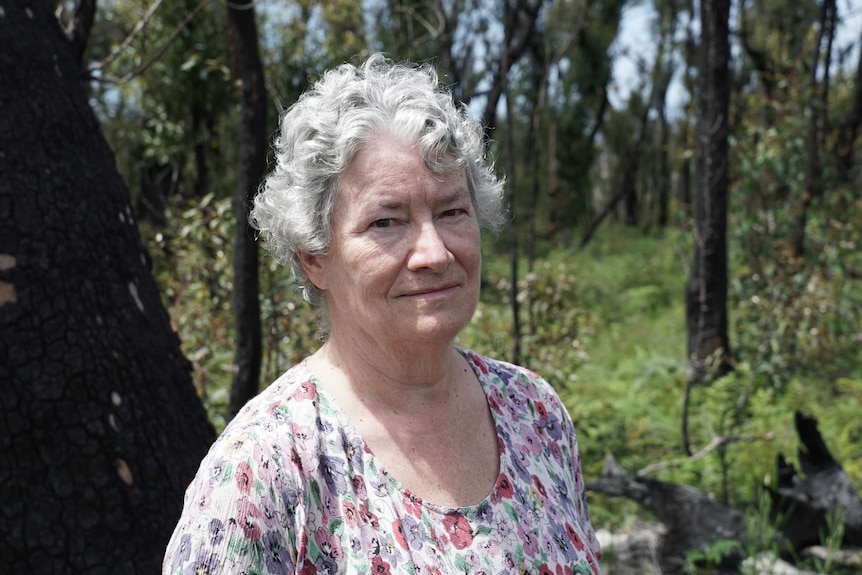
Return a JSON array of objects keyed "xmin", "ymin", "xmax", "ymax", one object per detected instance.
[
  {"xmin": 0, "ymin": 3, "xmax": 215, "ymax": 571},
  {"xmin": 790, "ymin": 0, "xmax": 837, "ymax": 257},
  {"xmin": 683, "ymin": 0, "xmax": 732, "ymax": 431},
  {"xmin": 480, "ymin": 0, "xmax": 543, "ymax": 138},
  {"xmin": 227, "ymin": 2, "xmax": 266, "ymax": 418},
  {"xmin": 502, "ymin": 10, "xmax": 521, "ymax": 366},
  {"xmin": 836, "ymin": 27, "xmax": 862, "ymax": 180}
]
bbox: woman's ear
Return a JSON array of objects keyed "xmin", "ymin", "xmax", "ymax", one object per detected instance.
[{"xmin": 297, "ymin": 251, "xmax": 328, "ymax": 290}]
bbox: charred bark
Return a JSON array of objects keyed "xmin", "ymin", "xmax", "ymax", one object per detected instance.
[
  {"xmin": 0, "ymin": 2, "xmax": 215, "ymax": 572},
  {"xmin": 587, "ymin": 456, "xmax": 748, "ymax": 574},
  {"xmin": 770, "ymin": 412, "xmax": 862, "ymax": 552},
  {"xmin": 588, "ymin": 412, "xmax": 862, "ymax": 573},
  {"xmin": 226, "ymin": 0, "xmax": 266, "ymax": 418},
  {"xmin": 684, "ymin": 0, "xmax": 731, "ymax": 390}
]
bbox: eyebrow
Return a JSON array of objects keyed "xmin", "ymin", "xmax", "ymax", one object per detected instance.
[
  {"xmin": 363, "ymin": 187, "xmax": 470, "ymax": 212},
  {"xmin": 431, "ymin": 188, "xmax": 471, "ymax": 209}
]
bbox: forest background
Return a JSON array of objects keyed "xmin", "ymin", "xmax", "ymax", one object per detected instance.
[{"xmin": 1, "ymin": 0, "xmax": 861, "ymax": 573}]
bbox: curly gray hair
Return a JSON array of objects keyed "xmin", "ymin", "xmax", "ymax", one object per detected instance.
[{"xmin": 251, "ymin": 54, "xmax": 506, "ymax": 322}]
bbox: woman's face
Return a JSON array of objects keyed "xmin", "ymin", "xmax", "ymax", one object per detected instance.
[{"xmin": 302, "ymin": 137, "xmax": 481, "ymax": 350}]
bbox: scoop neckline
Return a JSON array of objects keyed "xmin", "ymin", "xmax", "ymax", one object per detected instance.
[{"xmin": 297, "ymin": 347, "xmax": 504, "ymax": 513}]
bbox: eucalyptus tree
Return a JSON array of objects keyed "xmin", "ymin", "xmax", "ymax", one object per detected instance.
[
  {"xmin": 0, "ymin": 2, "xmax": 215, "ymax": 571},
  {"xmin": 226, "ymin": 0, "xmax": 267, "ymax": 418},
  {"xmin": 683, "ymin": 0, "xmax": 731, "ymax": 453},
  {"xmin": 551, "ymin": 0, "xmax": 627, "ymax": 245}
]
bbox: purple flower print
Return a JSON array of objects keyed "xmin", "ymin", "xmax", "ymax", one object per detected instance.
[
  {"xmin": 209, "ymin": 518, "xmax": 225, "ymax": 546},
  {"xmin": 315, "ymin": 555, "xmax": 338, "ymax": 575},
  {"xmin": 401, "ymin": 515, "xmax": 426, "ymax": 549},
  {"xmin": 263, "ymin": 530, "xmax": 291, "ymax": 575},
  {"xmin": 318, "ymin": 454, "xmax": 348, "ymax": 495},
  {"xmin": 190, "ymin": 550, "xmax": 221, "ymax": 575},
  {"xmin": 340, "ymin": 429, "xmax": 364, "ymax": 472},
  {"xmin": 170, "ymin": 533, "xmax": 191, "ymax": 572}
]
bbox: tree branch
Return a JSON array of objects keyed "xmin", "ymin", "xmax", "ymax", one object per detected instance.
[
  {"xmin": 639, "ymin": 432, "xmax": 775, "ymax": 476},
  {"xmin": 88, "ymin": 0, "xmax": 216, "ymax": 85}
]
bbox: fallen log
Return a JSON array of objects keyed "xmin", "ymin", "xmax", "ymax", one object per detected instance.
[
  {"xmin": 586, "ymin": 455, "xmax": 750, "ymax": 573},
  {"xmin": 769, "ymin": 411, "xmax": 862, "ymax": 552},
  {"xmin": 587, "ymin": 412, "xmax": 862, "ymax": 573}
]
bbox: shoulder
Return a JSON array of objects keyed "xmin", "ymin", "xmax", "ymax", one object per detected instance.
[
  {"xmin": 227, "ymin": 360, "xmax": 320, "ymax": 431},
  {"xmin": 193, "ymin": 360, "xmax": 324, "ymax": 486},
  {"xmin": 461, "ymin": 348, "xmax": 566, "ymax": 413}
]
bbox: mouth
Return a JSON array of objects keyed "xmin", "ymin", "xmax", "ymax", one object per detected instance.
[{"xmin": 398, "ymin": 284, "xmax": 460, "ymax": 298}]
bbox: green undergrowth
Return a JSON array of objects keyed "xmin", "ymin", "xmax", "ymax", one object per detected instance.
[{"xmin": 144, "ymin": 200, "xmax": 862, "ymax": 542}]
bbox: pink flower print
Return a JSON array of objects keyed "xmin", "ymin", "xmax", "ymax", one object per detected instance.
[
  {"xmin": 254, "ymin": 444, "xmax": 272, "ymax": 484},
  {"xmin": 442, "ymin": 511, "xmax": 473, "ymax": 550},
  {"xmin": 352, "ymin": 475, "xmax": 367, "ymax": 499},
  {"xmin": 235, "ymin": 461, "xmax": 254, "ymax": 494},
  {"xmin": 196, "ymin": 486, "xmax": 213, "ymax": 512},
  {"xmin": 491, "ymin": 473, "xmax": 514, "ymax": 503},
  {"xmin": 535, "ymin": 401, "xmax": 549, "ymax": 419},
  {"xmin": 548, "ymin": 440, "xmax": 563, "ymax": 462},
  {"xmin": 521, "ymin": 426, "xmax": 543, "ymax": 456},
  {"xmin": 359, "ymin": 503, "xmax": 380, "ymax": 529},
  {"xmin": 342, "ymin": 501, "xmax": 359, "ymax": 528},
  {"xmin": 467, "ymin": 351, "xmax": 489, "ymax": 374},
  {"xmin": 371, "ymin": 555, "xmax": 392, "ymax": 574},
  {"xmin": 477, "ymin": 537, "xmax": 500, "ymax": 559},
  {"xmin": 236, "ymin": 496, "xmax": 262, "ymax": 541},
  {"xmin": 298, "ymin": 558, "xmax": 317, "ymax": 575},
  {"xmin": 532, "ymin": 475, "xmax": 548, "ymax": 499},
  {"xmin": 285, "ymin": 447, "xmax": 302, "ymax": 472},
  {"xmin": 565, "ymin": 522, "xmax": 585, "ymax": 551},
  {"xmin": 289, "ymin": 381, "xmax": 316, "ymax": 401},
  {"xmin": 314, "ymin": 527, "xmax": 344, "ymax": 561},
  {"xmin": 402, "ymin": 492, "xmax": 423, "ymax": 518}
]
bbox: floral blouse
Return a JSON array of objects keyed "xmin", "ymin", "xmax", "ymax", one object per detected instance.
[{"xmin": 164, "ymin": 349, "xmax": 601, "ymax": 575}]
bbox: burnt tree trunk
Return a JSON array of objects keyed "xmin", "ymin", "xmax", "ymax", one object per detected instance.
[
  {"xmin": 226, "ymin": 0, "xmax": 266, "ymax": 418},
  {"xmin": 587, "ymin": 456, "xmax": 749, "ymax": 574},
  {"xmin": 684, "ymin": 0, "xmax": 731, "ymax": 385},
  {"xmin": 790, "ymin": 0, "xmax": 837, "ymax": 257},
  {"xmin": 770, "ymin": 412, "xmax": 862, "ymax": 553},
  {"xmin": 0, "ymin": 2, "xmax": 215, "ymax": 573}
]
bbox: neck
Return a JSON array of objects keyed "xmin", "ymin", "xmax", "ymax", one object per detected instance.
[{"xmin": 312, "ymin": 333, "xmax": 463, "ymax": 408}]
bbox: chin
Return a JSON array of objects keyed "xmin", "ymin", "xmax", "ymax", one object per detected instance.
[{"xmin": 402, "ymin": 315, "xmax": 472, "ymax": 345}]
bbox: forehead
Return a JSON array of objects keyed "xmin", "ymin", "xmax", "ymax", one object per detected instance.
[{"xmin": 337, "ymin": 139, "xmax": 468, "ymax": 207}]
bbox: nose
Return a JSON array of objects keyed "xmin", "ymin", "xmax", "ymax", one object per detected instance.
[{"xmin": 407, "ymin": 221, "xmax": 453, "ymax": 272}]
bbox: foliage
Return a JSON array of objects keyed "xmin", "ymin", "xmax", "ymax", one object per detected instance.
[{"xmin": 143, "ymin": 194, "xmax": 318, "ymax": 432}]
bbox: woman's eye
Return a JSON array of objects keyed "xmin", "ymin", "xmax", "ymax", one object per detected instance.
[
  {"xmin": 441, "ymin": 209, "xmax": 459, "ymax": 218},
  {"xmin": 372, "ymin": 219, "xmax": 392, "ymax": 228}
]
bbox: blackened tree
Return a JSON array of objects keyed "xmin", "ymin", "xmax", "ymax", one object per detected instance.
[
  {"xmin": 0, "ymin": 2, "xmax": 215, "ymax": 572},
  {"xmin": 682, "ymin": 0, "xmax": 732, "ymax": 452}
]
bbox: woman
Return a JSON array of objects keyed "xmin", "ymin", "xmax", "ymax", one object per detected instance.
[{"xmin": 164, "ymin": 54, "xmax": 601, "ymax": 575}]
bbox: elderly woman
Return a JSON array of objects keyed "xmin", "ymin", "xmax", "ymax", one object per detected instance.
[{"xmin": 164, "ymin": 54, "xmax": 601, "ymax": 575}]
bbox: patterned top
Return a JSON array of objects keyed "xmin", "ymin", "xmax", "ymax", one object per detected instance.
[{"xmin": 163, "ymin": 349, "xmax": 601, "ymax": 575}]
